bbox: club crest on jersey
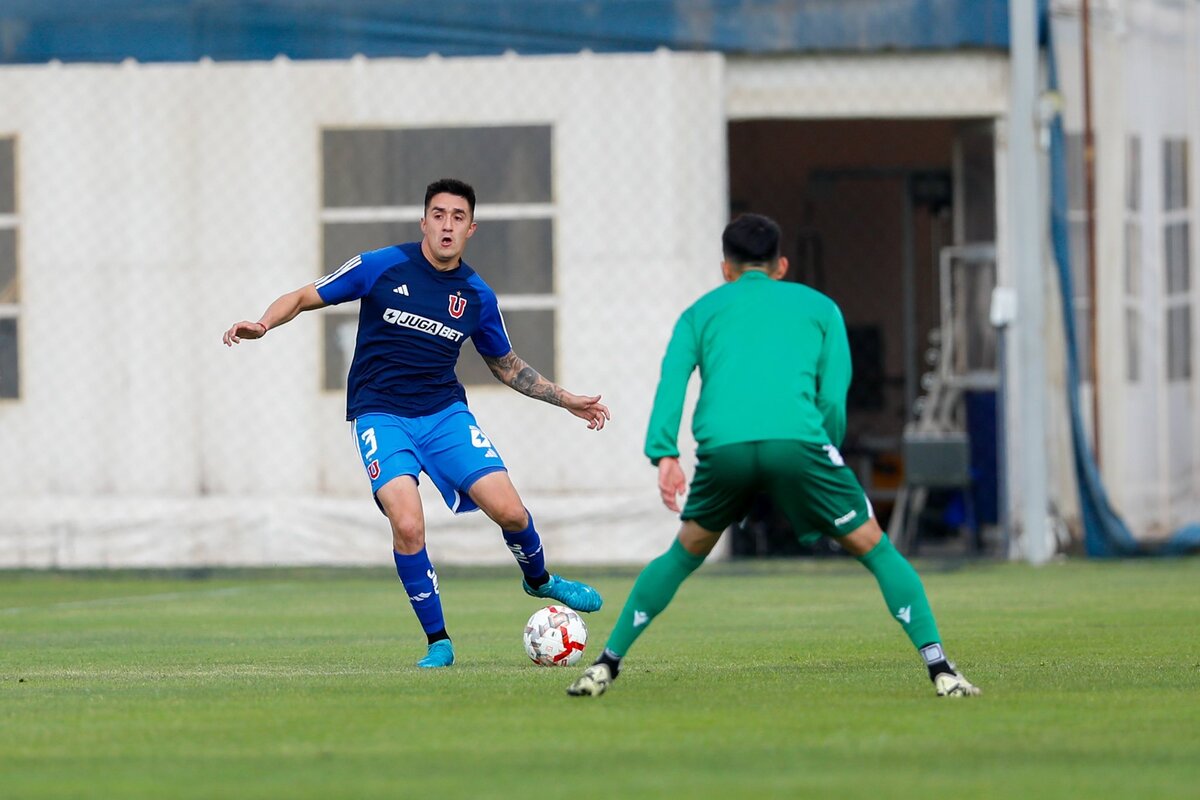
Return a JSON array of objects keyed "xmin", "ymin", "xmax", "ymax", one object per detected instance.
[
  {"xmin": 448, "ymin": 293, "xmax": 467, "ymax": 319},
  {"xmin": 367, "ymin": 459, "xmax": 380, "ymax": 480}
]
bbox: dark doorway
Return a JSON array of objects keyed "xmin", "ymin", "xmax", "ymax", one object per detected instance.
[{"xmin": 726, "ymin": 118, "xmax": 996, "ymax": 556}]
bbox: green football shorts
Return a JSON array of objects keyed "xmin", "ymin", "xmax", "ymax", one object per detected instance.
[{"xmin": 681, "ymin": 440, "xmax": 873, "ymax": 541}]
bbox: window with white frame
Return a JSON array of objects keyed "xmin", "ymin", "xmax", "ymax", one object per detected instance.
[
  {"xmin": 1125, "ymin": 136, "xmax": 1141, "ymax": 383},
  {"xmin": 319, "ymin": 126, "xmax": 555, "ymax": 390},
  {"xmin": 1066, "ymin": 133, "xmax": 1092, "ymax": 380},
  {"xmin": 0, "ymin": 137, "xmax": 18, "ymax": 399},
  {"xmin": 1163, "ymin": 138, "xmax": 1191, "ymax": 382}
]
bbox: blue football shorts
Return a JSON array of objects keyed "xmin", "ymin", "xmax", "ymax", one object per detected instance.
[{"xmin": 350, "ymin": 402, "xmax": 508, "ymax": 514}]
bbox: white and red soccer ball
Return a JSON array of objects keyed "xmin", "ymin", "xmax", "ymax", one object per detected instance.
[{"xmin": 523, "ymin": 605, "xmax": 587, "ymax": 666}]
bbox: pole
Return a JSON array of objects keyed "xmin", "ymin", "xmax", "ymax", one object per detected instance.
[
  {"xmin": 1008, "ymin": 0, "xmax": 1052, "ymax": 564},
  {"xmin": 903, "ymin": 177, "xmax": 917, "ymax": 420},
  {"xmin": 1081, "ymin": 0, "xmax": 1102, "ymax": 468}
]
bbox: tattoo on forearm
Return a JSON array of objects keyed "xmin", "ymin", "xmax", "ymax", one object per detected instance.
[
  {"xmin": 484, "ymin": 352, "xmax": 565, "ymax": 407},
  {"xmin": 512, "ymin": 366, "xmax": 540, "ymax": 394}
]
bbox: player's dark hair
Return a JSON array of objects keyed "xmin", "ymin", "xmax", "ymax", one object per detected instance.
[
  {"xmin": 424, "ymin": 178, "xmax": 476, "ymax": 216},
  {"xmin": 722, "ymin": 213, "xmax": 781, "ymax": 265}
]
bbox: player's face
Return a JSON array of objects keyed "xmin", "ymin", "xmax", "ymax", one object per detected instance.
[{"xmin": 420, "ymin": 193, "xmax": 477, "ymax": 269}]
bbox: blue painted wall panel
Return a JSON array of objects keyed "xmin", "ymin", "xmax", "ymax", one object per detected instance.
[{"xmin": 0, "ymin": 0, "xmax": 1012, "ymax": 64}]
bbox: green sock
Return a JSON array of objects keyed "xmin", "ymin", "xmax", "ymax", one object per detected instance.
[
  {"xmin": 857, "ymin": 534, "xmax": 942, "ymax": 650},
  {"xmin": 604, "ymin": 538, "xmax": 706, "ymax": 657}
]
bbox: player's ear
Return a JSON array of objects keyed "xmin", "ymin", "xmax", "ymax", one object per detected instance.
[
  {"xmin": 771, "ymin": 256, "xmax": 789, "ymax": 281},
  {"xmin": 465, "ymin": 221, "xmax": 477, "ymax": 238},
  {"xmin": 721, "ymin": 260, "xmax": 736, "ymax": 283}
]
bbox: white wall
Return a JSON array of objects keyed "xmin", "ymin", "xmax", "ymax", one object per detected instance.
[
  {"xmin": 725, "ymin": 52, "xmax": 1009, "ymax": 120},
  {"xmin": 1034, "ymin": 4, "xmax": 1199, "ymax": 548},
  {"xmin": 1053, "ymin": 0, "xmax": 1200, "ymax": 538},
  {"xmin": 0, "ymin": 51, "xmax": 726, "ymax": 566}
]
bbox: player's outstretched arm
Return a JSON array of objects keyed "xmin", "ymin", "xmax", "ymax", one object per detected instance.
[
  {"xmin": 482, "ymin": 350, "xmax": 611, "ymax": 431},
  {"xmin": 222, "ymin": 284, "xmax": 327, "ymax": 346}
]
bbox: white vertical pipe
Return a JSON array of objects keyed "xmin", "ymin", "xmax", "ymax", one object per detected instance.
[{"xmin": 1008, "ymin": 0, "xmax": 1052, "ymax": 563}]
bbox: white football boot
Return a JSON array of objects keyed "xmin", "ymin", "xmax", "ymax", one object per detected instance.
[
  {"xmin": 566, "ymin": 663, "xmax": 614, "ymax": 697},
  {"xmin": 934, "ymin": 665, "xmax": 982, "ymax": 697}
]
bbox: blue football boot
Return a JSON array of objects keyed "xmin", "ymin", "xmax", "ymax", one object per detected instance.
[
  {"xmin": 522, "ymin": 574, "xmax": 603, "ymax": 613},
  {"xmin": 417, "ymin": 639, "xmax": 455, "ymax": 668}
]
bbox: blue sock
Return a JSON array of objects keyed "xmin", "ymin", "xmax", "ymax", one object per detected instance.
[
  {"xmin": 393, "ymin": 548, "xmax": 446, "ymax": 636},
  {"xmin": 503, "ymin": 510, "xmax": 548, "ymax": 586}
]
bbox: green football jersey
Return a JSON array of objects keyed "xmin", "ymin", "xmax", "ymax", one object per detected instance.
[{"xmin": 645, "ymin": 270, "xmax": 852, "ymax": 464}]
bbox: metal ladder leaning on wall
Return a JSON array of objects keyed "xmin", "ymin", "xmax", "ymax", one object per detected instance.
[{"xmin": 889, "ymin": 243, "xmax": 999, "ymax": 554}]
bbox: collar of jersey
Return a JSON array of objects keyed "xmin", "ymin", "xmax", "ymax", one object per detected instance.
[
  {"xmin": 410, "ymin": 241, "xmax": 466, "ymax": 276},
  {"xmin": 737, "ymin": 270, "xmax": 771, "ymax": 282}
]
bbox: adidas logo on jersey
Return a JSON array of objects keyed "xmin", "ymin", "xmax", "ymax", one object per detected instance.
[{"xmin": 393, "ymin": 284, "xmax": 410, "ymax": 296}]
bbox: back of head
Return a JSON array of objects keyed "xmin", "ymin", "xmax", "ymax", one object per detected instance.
[
  {"xmin": 424, "ymin": 178, "xmax": 477, "ymax": 216},
  {"xmin": 722, "ymin": 213, "xmax": 781, "ymax": 267}
]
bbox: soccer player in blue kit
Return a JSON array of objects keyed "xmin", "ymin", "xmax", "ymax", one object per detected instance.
[{"xmin": 223, "ymin": 178, "xmax": 608, "ymax": 668}]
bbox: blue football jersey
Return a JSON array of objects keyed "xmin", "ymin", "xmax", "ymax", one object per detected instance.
[{"xmin": 315, "ymin": 242, "xmax": 512, "ymax": 419}]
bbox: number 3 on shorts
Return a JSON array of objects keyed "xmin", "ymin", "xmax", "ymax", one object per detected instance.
[{"xmin": 360, "ymin": 427, "xmax": 378, "ymax": 460}]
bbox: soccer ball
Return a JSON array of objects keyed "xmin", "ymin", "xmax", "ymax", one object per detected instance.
[{"xmin": 523, "ymin": 605, "xmax": 587, "ymax": 666}]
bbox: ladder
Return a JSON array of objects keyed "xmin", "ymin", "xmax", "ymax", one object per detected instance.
[{"xmin": 889, "ymin": 243, "xmax": 999, "ymax": 553}]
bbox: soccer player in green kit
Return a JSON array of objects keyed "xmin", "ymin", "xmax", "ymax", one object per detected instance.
[{"xmin": 567, "ymin": 213, "xmax": 980, "ymax": 698}]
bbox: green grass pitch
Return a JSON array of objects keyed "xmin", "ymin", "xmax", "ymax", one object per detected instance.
[{"xmin": 2, "ymin": 558, "xmax": 1198, "ymax": 799}]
